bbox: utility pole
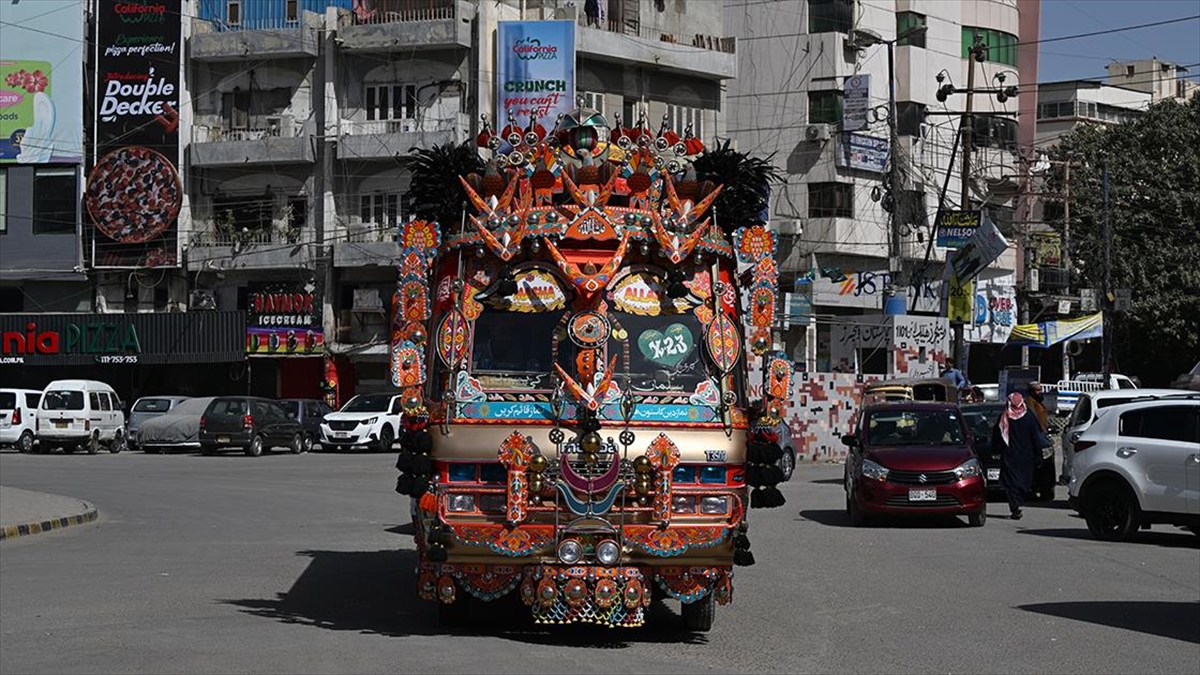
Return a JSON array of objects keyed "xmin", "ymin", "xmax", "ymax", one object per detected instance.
[
  {"xmin": 1101, "ymin": 158, "xmax": 1112, "ymax": 389},
  {"xmin": 886, "ymin": 38, "xmax": 902, "ymax": 303},
  {"xmin": 1060, "ymin": 160, "xmax": 1071, "ymax": 381},
  {"xmin": 954, "ymin": 34, "xmax": 985, "ymax": 375}
]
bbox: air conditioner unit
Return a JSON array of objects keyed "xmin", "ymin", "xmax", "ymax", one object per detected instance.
[
  {"xmin": 190, "ymin": 290, "xmax": 218, "ymax": 311},
  {"xmin": 266, "ymin": 114, "xmax": 295, "ymax": 138},
  {"xmin": 806, "ymin": 124, "xmax": 831, "ymax": 142},
  {"xmin": 353, "ymin": 288, "xmax": 384, "ymax": 311}
]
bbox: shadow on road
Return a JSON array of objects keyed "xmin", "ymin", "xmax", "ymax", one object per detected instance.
[
  {"xmin": 1017, "ymin": 528, "xmax": 1200, "ymax": 549},
  {"xmin": 799, "ymin": 509, "xmax": 968, "ymax": 529},
  {"xmin": 809, "ymin": 478, "xmax": 844, "ymax": 485},
  {"xmin": 223, "ymin": 547, "xmax": 708, "ymax": 647},
  {"xmin": 1018, "ymin": 601, "xmax": 1200, "ymax": 644}
]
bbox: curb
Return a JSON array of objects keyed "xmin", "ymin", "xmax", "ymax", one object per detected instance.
[{"xmin": 1, "ymin": 506, "xmax": 99, "ymax": 541}]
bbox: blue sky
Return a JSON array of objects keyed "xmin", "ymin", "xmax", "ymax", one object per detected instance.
[{"xmin": 1038, "ymin": 0, "xmax": 1200, "ymax": 83}]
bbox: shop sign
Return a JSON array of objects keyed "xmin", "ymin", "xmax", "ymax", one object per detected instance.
[
  {"xmin": 834, "ymin": 132, "xmax": 888, "ymax": 173},
  {"xmin": 246, "ymin": 283, "xmax": 324, "ymax": 356},
  {"xmin": 812, "ymin": 268, "xmax": 940, "ymax": 313},
  {"xmin": 0, "ymin": 312, "xmax": 245, "ymax": 365},
  {"xmin": 842, "ymin": 75, "xmax": 870, "ymax": 132},
  {"xmin": 949, "ymin": 217, "xmax": 1008, "ymax": 283},
  {"xmin": 1029, "ymin": 231, "xmax": 1062, "ymax": 266},
  {"xmin": 2, "ymin": 320, "xmax": 140, "ymax": 364},
  {"xmin": 935, "ymin": 210, "xmax": 981, "ymax": 249}
]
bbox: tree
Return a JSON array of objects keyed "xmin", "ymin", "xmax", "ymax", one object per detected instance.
[
  {"xmin": 691, "ymin": 140, "xmax": 783, "ymax": 235},
  {"xmin": 400, "ymin": 142, "xmax": 485, "ymax": 229},
  {"xmin": 1045, "ymin": 94, "xmax": 1200, "ymax": 386}
]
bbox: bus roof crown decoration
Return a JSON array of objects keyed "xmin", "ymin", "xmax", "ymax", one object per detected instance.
[{"xmin": 392, "ymin": 101, "xmax": 786, "ymax": 630}]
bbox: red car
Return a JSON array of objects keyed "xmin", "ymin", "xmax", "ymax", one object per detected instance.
[{"xmin": 842, "ymin": 402, "xmax": 987, "ymax": 527}]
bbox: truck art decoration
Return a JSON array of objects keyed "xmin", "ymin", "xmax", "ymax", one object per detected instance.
[{"xmin": 390, "ymin": 101, "xmax": 791, "ymax": 630}]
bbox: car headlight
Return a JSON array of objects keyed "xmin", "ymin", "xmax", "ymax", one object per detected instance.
[
  {"xmin": 699, "ymin": 496, "xmax": 729, "ymax": 515},
  {"xmin": 861, "ymin": 459, "xmax": 889, "ymax": 481},
  {"xmin": 446, "ymin": 494, "xmax": 475, "ymax": 512},
  {"xmin": 671, "ymin": 495, "xmax": 696, "ymax": 514},
  {"xmin": 954, "ymin": 458, "xmax": 982, "ymax": 480},
  {"xmin": 557, "ymin": 539, "xmax": 583, "ymax": 564},
  {"xmin": 595, "ymin": 539, "xmax": 621, "ymax": 565},
  {"xmin": 363, "ymin": 417, "xmax": 378, "ymax": 426}
]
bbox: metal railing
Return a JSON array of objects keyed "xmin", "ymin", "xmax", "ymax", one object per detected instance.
[
  {"xmin": 194, "ymin": 15, "xmax": 307, "ymax": 33},
  {"xmin": 189, "ymin": 225, "xmax": 295, "ymax": 247},
  {"xmin": 576, "ymin": 16, "xmax": 736, "ymax": 54},
  {"xmin": 351, "ymin": 0, "xmax": 455, "ymax": 25},
  {"xmin": 338, "ymin": 116, "xmax": 462, "ymax": 136},
  {"xmin": 192, "ymin": 120, "xmax": 303, "ymax": 143}
]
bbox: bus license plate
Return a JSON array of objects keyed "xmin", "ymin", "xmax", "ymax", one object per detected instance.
[{"xmin": 908, "ymin": 489, "xmax": 937, "ymax": 502}]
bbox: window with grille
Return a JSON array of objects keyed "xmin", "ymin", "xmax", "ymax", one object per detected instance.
[
  {"xmin": 365, "ymin": 84, "xmax": 417, "ymax": 122},
  {"xmin": 808, "ymin": 90, "xmax": 842, "ymax": 125},
  {"xmin": 227, "ymin": 0, "xmax": 241, "ymax": 25},
  {"xmin": 580, "ymin": 91, "xmax": 605, "ymax": 115},
  {"xmin": 666, "ymin": 104, "xmax": 702, "ymax": 138},
  {"xmin": 896, "ymin": 12, "xmax": 926, "ymax": 48},
  {"xmin": 360, "ymin": 193, "xmax": 401, "ymax": 233},
  {"xmin": 808, "ymin": 182, "xmax": 854, "ymax": 219},
  {"xmin": 286, "ymin": 0, "xmax": 298, "ymax": 21}
]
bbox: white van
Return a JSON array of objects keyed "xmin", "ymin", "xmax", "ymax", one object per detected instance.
[{"xmin": 36, "ymin": 380, "xmax": 127, "ymax": 454}]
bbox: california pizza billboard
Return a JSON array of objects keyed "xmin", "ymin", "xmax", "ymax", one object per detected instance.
[{"xmin": 496, "ymin": 21, "xmax": 575, "ymax": 130}]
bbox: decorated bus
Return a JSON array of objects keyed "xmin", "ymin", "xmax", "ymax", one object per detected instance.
[{"xmin": 390, "ymin": 102, "xmax": 791, "ymax": 630}]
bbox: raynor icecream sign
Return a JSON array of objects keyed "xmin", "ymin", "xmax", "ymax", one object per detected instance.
[
  {"xmin": 496, "ymin": 21, "xmax": 575, "ymax": 123},
  {"xmin": 246, "ymin": 283, "xmax": 325, "ymax": 356}
]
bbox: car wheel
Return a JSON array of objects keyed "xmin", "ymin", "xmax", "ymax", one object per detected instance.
[
  {"xmin": 779, "ymin": 448, "xmax": 796, "ymax": 481},
  {"xmin": 200, "ymin": 443, "xmax": 216, "ymax": 456},
  {"xmin": 375, "ymin": 425, "xmax": 394, "ymax": 454},
  {"xmin": 17, "ymin": 431, "xmax": 34, "ymax": 454},
  {"xmin": 302, "ymin": 434, "xmax": 314, "ymax": 454},
  {"xmin": 109, "ymin": 432, "xmax": 125, "ymax": 454},
  {"xmin": 681, "ymin": 593, "xmax": 715, "ymax": 632},
  {"xmin": 289, "ymin": 433, "xmax": 304, "ymax": 455},
  {"xmin": 846, "ymin": 485, "xmax": 868, "ymax": 527},
  {"xmin": 968, "ymin": 509, "xmax": 987, "ymax": 527},
  {"xmin": 245, "ymin": 435, "xmax": 264, "ymax": 457},
  {"xmin": 1083, "ymin": 480, "xmax": 1140, "ymax": 542},
  {"xmin": 85, "ymin": 436, "xmax": 100, "ymax": 455}
]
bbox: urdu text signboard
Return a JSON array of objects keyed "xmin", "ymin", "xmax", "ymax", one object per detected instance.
[
  {"xmin": 0, "ymin": 0, "xmax": 85, "ymax": 164},
  {"xmin": 496, "ymin": 21, "xmax": 575, "ymax": 129},
  {"xmin": 88, "ymin": 0, "xmax": 182, "ymax": 269},
  {"xmin": 935, "ymin": 210, "xmax": 981, "ymax": 249}
]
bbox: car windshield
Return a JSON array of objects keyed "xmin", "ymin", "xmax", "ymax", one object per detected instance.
[
  {"xmin": 43, "ymin": 390, "xmax": 85, "ymax": 410},
  {"xmin": 341, "ymin": 394, "xmax": 392, "ymax": 413},
  {"xmin": 960, "ymin": 405, "xmax": 1003, "ymax": 437},
  {"xmin": 133, "ymin": 398, "xmax": 175, "ymax": 413},
  {"xmin": 866, "ymin": 409, "xmax": 965, "ymax": 446},
  {"xmin": 0, "ymin": 392, "xmax": 15, "ymax": 410}
]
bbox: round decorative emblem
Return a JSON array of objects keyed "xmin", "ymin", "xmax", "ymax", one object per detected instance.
[
  {"xmin": 595, "ymin": 579, "xmax": 618, "ymax": 608},
  {"xmin": 564, "ymin": 579, "xmax": 588, "ymax": 607},
  {"xmin": 567, "ymin": 311, "xmax": 611, "ymax": 349},
  {"xmin": 623, "ymin": 579, "xmax": 644, "ymax": 609}
]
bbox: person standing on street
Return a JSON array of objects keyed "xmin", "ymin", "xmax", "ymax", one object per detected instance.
[
  {"xmin": 941, "ymin": 359, "xmax": 969, "ymax": 391},
  {"xmin": 993, "ymin": 392, "xmax": 1045, "ymax": 520},
  {"xmin": 1026, "ymin": 382, "xmax": 1049, "ymax": 432}
]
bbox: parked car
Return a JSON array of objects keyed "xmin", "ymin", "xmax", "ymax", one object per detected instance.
[
  {"xmin": 35, "ymin": 380, "xmax": 126, "ymax": 454},
  {"xmin": 1171, "ymin": 361, "xmax": 1200, "ymax": 392},
  {"xmin": 127, "ymin": 396, "xmax": 189, "ymax": 450},
  {"xmin": 279, "ymin": 398, "xmax": 332, "ymax": 453},
  {"xmin": 0, "ymin": 388, "xmax": 42, "ymax": 454},
  {"xmin": 1067, "ymin": 399, "xmax": 1200, "ymax": 541},
  {"xmin": 136, "ymin": 397, "xmax": 215, "ymax": 454},
  {"xmin": 1058, "ymin": 389, "xmax": 1197, "ymax": 486},
  {"xmin": 198, "ymin": 397, "xmax": 306, "ymax": 457},
  {"xmin": 1051, "ymin": 373, "xmax": 1139, "ymax": 415},
  {"xmin": 842, "ymin": 402, "xmax": 987, "ymax": 527},
  {"xmin": 319, "ymin": 393, "xmax": 404, "ymax": 452},
  {"xmin": 776, "ymin": 419, "xmax": 797, "ymax": 481}
]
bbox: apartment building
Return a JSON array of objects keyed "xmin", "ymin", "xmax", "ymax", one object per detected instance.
[
  {"xmin": 1106, "ymin": 58, "xmax": 1200, "ymax": 104},
  {"xmin": 725, "ymin": 0, "xmax": 1037, "ymax": 375}
]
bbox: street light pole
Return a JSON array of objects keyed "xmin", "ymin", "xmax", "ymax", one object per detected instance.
[{"xmin": 886, "ymin": 38, "xmax": 903, "ymax": 305}]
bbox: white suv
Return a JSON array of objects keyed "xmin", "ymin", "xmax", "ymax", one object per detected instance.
[
  {"xmin": 1059, "ymin": 389, "xmax": 1196, "ymax": 485},
  {"xmin": 1068, "ymin": 399, "xmax": 1200, "ymax": 541},
  {"xmin": 1, "ymin": 388, "xmax": 42, "ymax": 453},
  {"xmin": 319, "ymin": 393, "xmax": 403, "ymax": 453}
]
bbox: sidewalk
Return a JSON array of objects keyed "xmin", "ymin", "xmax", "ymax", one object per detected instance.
[{"xmin": 0, "ymin": 486, "xmax": 98, "ymax": 541}]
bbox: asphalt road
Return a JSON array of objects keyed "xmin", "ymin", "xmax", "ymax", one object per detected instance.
[{"xmin": 1, "ymin": 450, "xmax": 1197, "ymax": 674}]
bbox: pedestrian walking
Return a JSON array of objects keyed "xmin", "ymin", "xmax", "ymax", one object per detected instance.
[
  {"xmin": 941, "ymin": 359, "xmax": 969, "ymax": 391},
  {"xmin": 992, "ymin": 392, "xmax": 1047, "ymax": 520},
  {"xmin": 1026, "ymin": 381, "xmax": 1049, "ymax": 432}
]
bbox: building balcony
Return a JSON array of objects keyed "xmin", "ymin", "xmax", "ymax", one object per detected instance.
[
  {"xmin": 189, "ymin": 13, "xmax": 322, "ymax": 61},
  {"xmin": 335, "ymin": 115, "xmax": 468, "ymax": 160},
  {"xmin": 185, "ymin": 225, "xmax": 312, "ymax": 271},
  {"xmin": 332, "ymin": 217, "xmax": 400, "ymax": 268},
  {"xmin": 189, "ymin": 119, "xmax": 314, "ymax": 167},
  {"xmin": 335, "ymin": 0, "xmax": 475, "ymax": 52},
  {"xmin": 576, "ymin": 16, "xmax": 737, "ymax": 80}
]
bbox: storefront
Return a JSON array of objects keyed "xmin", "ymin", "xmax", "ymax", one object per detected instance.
[
  {"xmin": 245, "ymin": 282, "xmax": 325, "ymax": 400},
  {"xmin": 0, "ymin": 311, "xmax": 246, "ymax": 403}
]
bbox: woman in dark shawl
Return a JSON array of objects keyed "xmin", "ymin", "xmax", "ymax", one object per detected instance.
[{"xmin": 993, "ymin": 392, "xmax": 1044, "ymax": 520}]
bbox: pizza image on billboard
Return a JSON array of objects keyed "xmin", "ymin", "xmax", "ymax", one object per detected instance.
[{"xmin": 85, "ymin": 145, "xmax": 182, "ymax": 244}]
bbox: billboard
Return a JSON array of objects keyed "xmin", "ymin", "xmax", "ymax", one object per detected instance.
[
  {"xmin": 834, "ymin": 132, "xmax": 887, "ymax": 174},
  {"xmin": 87, "ymin": 0, "xmax": 182, "ymax": 268},
  {"xmin": 496, "ymin": 21, "xmax": 575, "ymax": 128},
  {"xmin": 935, "ymin": 210, "xmax": 981, "ymax": 249},
  {"xmin": 246, "ymin": 282, "xmax": 325, "ymax": 356},
  {"xmin": 842, "ymin": 74, "xmax": 870, "ymax": 132},
  {"xmin": 0, "ymin": 0, "xmax": 85, "ymax": 164}
]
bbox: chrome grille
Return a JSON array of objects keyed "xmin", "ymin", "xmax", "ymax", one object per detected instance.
[
  {"xmin": 328, "ymin": 420, "xmax": 358, "ymax": 431},
  {"xmin": 885, "ymin": 494, "xmax": 961, "ymax": 507},
  {"xmin": 886, "ymin": 469, "xmax": 957, "ymax": 485}
]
